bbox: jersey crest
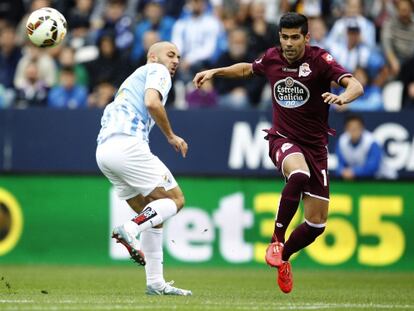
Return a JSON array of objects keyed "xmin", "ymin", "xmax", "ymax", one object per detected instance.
[{"xmin": 299, "ymin": 63, "xmax": 312, "ymax": 77}]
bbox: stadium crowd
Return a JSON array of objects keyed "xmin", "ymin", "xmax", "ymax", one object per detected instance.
[{"xmin": 0, "ymin": 0, "xmax": 414, "ymax": 110}]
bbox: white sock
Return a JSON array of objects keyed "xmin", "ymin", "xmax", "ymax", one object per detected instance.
[
  {"xmin": 125, "ymin": 198, "xmax": 177, "ymax": 236},
  {"xmin": 141, "ymin": 228, "xmax": 165, "ymax": 287}
]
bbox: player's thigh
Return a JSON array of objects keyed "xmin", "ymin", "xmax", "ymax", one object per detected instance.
[
  {"xmin": 301, "ymin": 147, "xmax": 330, "ymax": 201},
  {"xmin": 269, "ymin": 137, "xmax": 310, "ymax": 178},
  {"xmin": 282, "ymin": 153, "xmax": 309, "ymax": 178},
  {"xmin": 96, "ymin": 139, "xmax": 137, "ymax": 201},
  {"xmin": 97, "ymin": 135, "xmax": 179, "ymax": 202},
  {"xmin": 303, "ymin": 195, "xmax": 329, "ymax": 224}
]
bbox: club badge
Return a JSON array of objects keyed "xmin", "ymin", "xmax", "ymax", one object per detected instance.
[{"xmin": 299, "ymin": 63, "xmax": 312, "ymax": 77}]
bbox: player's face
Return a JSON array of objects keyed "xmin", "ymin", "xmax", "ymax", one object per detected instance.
[
  {"xmin": 346, "ymin": 120, "xmax": 364, "ymax": 143},
  {"xmin": 279, "ymin": 28, "xmax": 309, "ymax": 63},
  {"xmin": 157, "ymin": 45, "xmax": 180, "ymax": 77}
]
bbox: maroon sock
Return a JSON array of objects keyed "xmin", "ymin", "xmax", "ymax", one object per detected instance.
[
  {"xmin": 271, "ymin": 172, "xmax": 309, "ymax": 243},
  {"xmin": 282, "ymin": 222, "xmax": 325, "ymax": 261}
]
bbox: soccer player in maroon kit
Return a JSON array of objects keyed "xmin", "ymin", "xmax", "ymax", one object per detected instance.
[{"xmin": 193, "ymin": 12, "xmax": 363, "ymax": 294}]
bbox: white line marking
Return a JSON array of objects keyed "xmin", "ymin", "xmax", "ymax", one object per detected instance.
[{"xmin": 0, "ymin": 301, "xmax": 413, "ymax": 310}]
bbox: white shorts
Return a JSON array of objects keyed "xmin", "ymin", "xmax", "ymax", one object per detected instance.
[{"xmin": 96, "ymin": 134, "xmax": 178, "ymax": 200}]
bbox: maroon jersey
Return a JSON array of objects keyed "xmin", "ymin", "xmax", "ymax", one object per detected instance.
[{"xmin": 252, "ymin": 45, "xmax": 351, "ymax": 147}]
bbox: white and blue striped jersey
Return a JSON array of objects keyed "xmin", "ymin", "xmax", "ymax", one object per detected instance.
[{"xmin": 97, "ymin": 63, "xmax": 172, "ymax": 144}]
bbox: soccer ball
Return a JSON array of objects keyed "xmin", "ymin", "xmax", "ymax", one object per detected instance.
[{"xmin": 26, "ymin": 7, "xmax": 67, "ymax": 48}]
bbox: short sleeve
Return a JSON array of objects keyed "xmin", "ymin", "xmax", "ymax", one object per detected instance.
[
  {"xmin": 318, "ymin": 49, "xmax": 352, "ymax": 84},
  {"xmin": 252, "ymin": 50, "xmax": 269, "ymax": 76},
  {"xmin": 144, "ymin": 63, "xmax": 172, "ymax": 100}
]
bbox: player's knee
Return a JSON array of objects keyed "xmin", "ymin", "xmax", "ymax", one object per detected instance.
[
  {"xmin": 305, "ymin": 219, "xmax": 326, "ymax": 238},
  {"xmin": 288, "ymin": 170, "xmax": 310, "ymax": 186},
  {"xmin": 282, "ymin": 170, "xmax": 310, "ymax": 200},
  {"xmin": 306, "ymin": 213, "xmax": 327, "ymax": 224}
]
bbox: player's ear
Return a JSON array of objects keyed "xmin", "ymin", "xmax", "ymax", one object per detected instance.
[
  {"xmin": 147, "ymin": 52, "xmax": 158, "ymax": 63},
  {"xmin": 305, "ymin": 32, "xmax": 310, "ymax": 44}
]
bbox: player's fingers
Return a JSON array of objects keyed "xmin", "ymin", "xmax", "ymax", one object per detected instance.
[
  {"xmin": 323, "ymin": 95, "xmax": 331, "ymax": 103},
  {"xmin": 329, "ymin": 97, "xmax": 338, "ymax": 104},
  {"xmin": 193, "ymin": 75, "xmax": 201, "ymax": 87},
  {"xmin": 321, "ymin": 92, "xmax": 330, "ymax": 98},
  {"xmin": 180, "ymin": 141, "xmax": 188, "ymax": 158}
]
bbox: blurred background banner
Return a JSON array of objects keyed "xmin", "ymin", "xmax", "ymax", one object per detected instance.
[
  {"xmin": 0, "ymin": 108, "xmax": 413, "ymax": 177},
  {"xmin": 0, "ymin": 176, "xmax": 411, "ymax": 270}
]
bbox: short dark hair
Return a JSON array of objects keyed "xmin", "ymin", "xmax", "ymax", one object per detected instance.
[
  {"xmin": 344, "ymin": 113, "xmax": 365, "ymax": 127},
  {"xmin": 279, "ymin": 12, "xmax": 308, "ymax": 35},
  {"xmin": 60, "ymin": 65, "xmax": 75, "ymax": 74}
]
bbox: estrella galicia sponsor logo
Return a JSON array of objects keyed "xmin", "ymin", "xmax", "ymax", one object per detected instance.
[{"xmin": 274, "ymin": 77, "xmax": 310, "ymax": 108}]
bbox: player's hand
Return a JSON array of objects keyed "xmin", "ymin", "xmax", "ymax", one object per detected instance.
[
  {"xmin": 167, "ymin": 134, "xmax": 188, "ymax": 158},
  {"xmin": 193, "ymin": 69, "xmax": 215, "ymax": 89},
  {"xmin": 322, "ymin": 92, "xmax": 347, "ymax": 106}
]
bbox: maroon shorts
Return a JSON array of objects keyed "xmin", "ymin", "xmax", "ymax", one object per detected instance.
[{"xmin": 268, "ymin": 134, "xmax": 329, "ymax": 201}]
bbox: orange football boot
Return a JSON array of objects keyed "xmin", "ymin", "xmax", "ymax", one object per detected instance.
[{"xmin": 277, "ymin": 261, "xmax": 293, "ymax": 293}]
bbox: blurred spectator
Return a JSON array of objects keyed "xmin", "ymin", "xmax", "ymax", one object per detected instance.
[
  {"xmin": 336, "ymin": 67, "xmax": 383, "ymax": 111},
  {"xmin": 130, "ymin": 0, "xmax": 174, "ymax": 63},
  {"xmin": 185, "ymin": 78, "xmax": 218, "ymax": 108},
  {"xmin": 48, "ymin": 66, "xmax": 88, "ymax": 108},
  {"xmin": 90, "ymin": 0, "xmax": 139, "ymax": 23},
  {"xmin": 65, "ymin": 0, "xmax": 97, "ymax": 51},
  {"xmin": 93, "ymin": 0, "xmax": 134, "ymax": 53},
  {"xmin": 213, "ymin": 28, "xmax": 266, "ymax": 108},
  {"xmin": 328, "ymin": 20, "xmax": 385, "ymax": 79},
  {"xmin": 381, "ymin": 0, "xmax": 414, "ymax": 77},
  {"xmin": 88, "ymin": 80, "xmax": 116, "ymax": 108},
  {"xmin": 0, "ymin": 85, "xmax": 15, "ymax": 108},
  {"xmin": 14, "ymin": 45, "xmax": 58, "ymax": 89},
  {"xmin": 309, "ymin": 16, "xmax": 329, "ymax": 49},
  {"xmin": 58, "ymin": 46, "xmax": 89, "ymax": 86},
  {"xmin": 246, "ymin": 0, "xmax": 279, "ymax": 58},
  {"xmin": 133, "ymin": 30, "xmax": 161, "ymax": 68},
  {"xmin": 335, "ymin": 114, "xmax": 396, "ymax": 180},
  {"xmin": 399, "ymin": 54, "xmax": 414, "ymax": 109},
  {"xmin": 365, "ymin": 0, "xmax": 395, "ymax": 42},
  {"xmin": 211, "ymin": 0, "xmax": 251, "ymax": 25},
  {"xmin": 327, "ymin": 0, "xmax": 376, "ymax": 48},
  {"xmin": 160, "ymin": 0, "xmax": 186, "ymax": 19},
  {"xmin": 263, "ymin": 0, "xmax": 291, "ymax": 24},
  {"xmin": 14, "ymin": 60, "xmax": 48, "ymax": 108},
  {"xmin": 290, "ymin": 0, "xmax": 325, "ymax": 18},
  {"xmin": 0, "ymin": 0, "xmax": 25, "ymax": 27},
  {"xmin": 84, "ymin": 32, "xmax": 132, "ymax": 90},
  {"xmin": 172, "ymin": 0, "xmax": 223, "ymax": 82},
  {"xmin": 0, "ymin": 24, "xmax": 22, "ymax": 89},
  {"xmin": 67, "ymin": 0, "xmax": 94, "ymax": 30}
]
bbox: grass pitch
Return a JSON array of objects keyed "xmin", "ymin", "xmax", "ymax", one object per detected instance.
[{"xmin": 0, "ymin": 265, "xmax": 413, "ymax": 310}]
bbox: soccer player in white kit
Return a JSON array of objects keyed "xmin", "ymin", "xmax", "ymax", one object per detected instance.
[{"xmin": 96, "ymin": 41, "xmax": 191, "ymax": 296}]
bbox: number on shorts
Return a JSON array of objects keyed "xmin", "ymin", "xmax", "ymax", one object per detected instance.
[{"xmin": 321, "ymin": 169, "xmax": 327, "ymax": 187}]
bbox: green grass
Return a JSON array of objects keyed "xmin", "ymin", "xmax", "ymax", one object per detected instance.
[{"xmin": 0, "ymin": 265, "xmax": 413, "ymax": 310}]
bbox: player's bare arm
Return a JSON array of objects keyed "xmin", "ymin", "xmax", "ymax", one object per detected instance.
[
  {"xmin": 193, "ymin": 62, "xmax": 253, "ymax": 88},
  {"xmin": 144, "ymin": 88, "xmax": 188, "ymax": 158},
  {"xmin": 322, "ymin": 76, "xmax": 364, "ymax": 106}
]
